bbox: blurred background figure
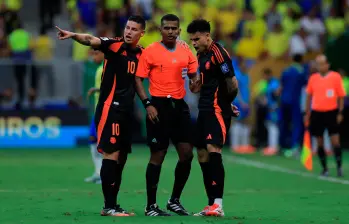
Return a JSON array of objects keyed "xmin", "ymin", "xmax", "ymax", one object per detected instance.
[
  {"xmin": 84, "ymin": 49, "xmax": 104, "ymax": 184},
  {"xmin": 279, "ymin": 54, "xmax": 307, "ymax": 156},
  {"xmin": 262, "ymin": 68, "xmax": 280, "ymax": 156},
  {"xmin": 230, "ymin": 57, "xmax": 254, "ymax": 154}
]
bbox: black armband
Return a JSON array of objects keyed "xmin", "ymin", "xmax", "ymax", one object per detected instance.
[{"xmin": 142, "ymin": 98, "xmax": 152, "ymax": 108}]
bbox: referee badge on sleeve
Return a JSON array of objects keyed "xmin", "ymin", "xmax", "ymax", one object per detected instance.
[{"xmin": 220, "ymin": 63, "xmax": 230, "ymax": 74}]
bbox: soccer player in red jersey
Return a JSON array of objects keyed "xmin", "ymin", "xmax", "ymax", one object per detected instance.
[
  {"xmin": 56, "ymin": 16, "xmax": 146, "ymax": 216},
  {"xmin": 135, "ymin": 14, "xmax": 200, "ymax": 216},
  {"xmin": 187, "ymin": 19, "xmax": 239, "ymax": 216}
]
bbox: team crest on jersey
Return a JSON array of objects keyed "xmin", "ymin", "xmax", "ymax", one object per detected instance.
[
  {"xmin": 110, "ymin": 137, "xmax": 116, "ymax": 144},
  {"xmin": 220, "ymin": 63, "xmax": 230, "ymax": 74},
  {"xmin": 205, "ymin": 61, "xmax": 210, "ymax": 70}
]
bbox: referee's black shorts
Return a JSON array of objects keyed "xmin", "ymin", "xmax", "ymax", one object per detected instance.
[
  {"xmin": 146, "ymin": 96, "xmax": 193, "ymax": 151},
  {"xmin": 310, "ymin": 109, "xmax": 339, "ymax": 137}
]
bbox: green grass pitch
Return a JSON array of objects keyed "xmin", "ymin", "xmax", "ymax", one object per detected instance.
[{"xmin": 1, "ymin": 145, "xmax": 349, "ymax": 224}]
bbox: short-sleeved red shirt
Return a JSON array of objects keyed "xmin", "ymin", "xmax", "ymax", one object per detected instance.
[
  {"xmin": 306, "ymin": 71, "xmax": 346, "ymax": 111},
  {"xmin": 136, "ymin": 41, "xmax": 198, "ymax": 99}
]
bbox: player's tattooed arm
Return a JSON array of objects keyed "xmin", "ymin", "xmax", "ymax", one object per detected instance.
[
  {"xmin": 56, "ymin": 26, "xmax": 101, "ymax": 48},
  {"xmin": 225, "ymin": 76, "xmax": 238, "ymax": 101},
  {"xmin": 188, "ymin": 73, "xmax": 201, "ymax": 93}
]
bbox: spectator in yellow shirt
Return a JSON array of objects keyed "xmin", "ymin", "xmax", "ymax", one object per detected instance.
[
  {"xmin": 216, "ymin": 2, "xmax": 241, "ymax": 37},
  {"xmin": 244, "ymin": 15, "xmax": 267, "ymax": 38},
  {"xmin": 326, "ymin": 8, "xmax": 345, "ymax": 42},
  {"xmin": 236, "ymin": 29, "xmax": 264, "ymax": 62},
  {"xmin": 31, "ymin": 27, "xmax": 54, "ymax": 98},
  {"xmin": 265, "ymin": 23, "xmax": 289, "ymax": 59},
  {"xmin": 138, "ymin": 21, "xmax": 160, "ymax": 48}
]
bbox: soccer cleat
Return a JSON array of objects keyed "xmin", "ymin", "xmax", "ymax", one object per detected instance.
[
  {"xmin": 166, "ymin": 198, "xmax": 190, "ymax": 216},
  {"xmin": 84, "ymin": 174, "xmax": 100, "ymax": 183},
  {"xmin": 321, "ymin": 169, "xmax": 329, "ymax": 177},
  {"xmin": 205, "ymin": 203, "xmax": 225, "ymax": 217},
  {"xmin": 145, "ymin": 204, "xmax": 172, "ymax": 216},
  {"xmin": 193, "ymin": 206, "xmax": 209, "ymax": 216},
  {"xmin": 100, "ymin": 205, "xmax": 134, "ymax": 217},
  {"xmin": 337, "ymin": 168, "xmax": 343, "ymax": 177}
]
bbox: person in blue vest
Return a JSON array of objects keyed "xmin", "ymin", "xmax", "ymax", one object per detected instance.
[
  {"xmin": 279, "ymin": 54, "xmax": 307, "ymax": 155},
  {"xmin": 263, "ymin": 68, "xmax": 280, "ymax": 156},
  {"xmin": 230, "ymin": 57, "xmax": 254, "ymax": 153}
]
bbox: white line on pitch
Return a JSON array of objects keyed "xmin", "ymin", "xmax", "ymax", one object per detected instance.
[{"xmin": 227, "ymin": 156, "xmax": 349, "ymax": 185}]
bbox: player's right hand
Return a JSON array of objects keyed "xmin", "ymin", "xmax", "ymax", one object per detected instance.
[
  {"xmin": 146, "ymin": 105, "xmax": 159, "ymax": 124},
  {"xmin": 56, "ymin": 26, "xmax": 75, "ymax": 40}
]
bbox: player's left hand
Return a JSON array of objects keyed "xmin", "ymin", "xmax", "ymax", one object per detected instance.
[
  {"xmin": 189, "ymin": 75, "xmax": 201, "ymax": 93},
  {"xmin": 231, "ymin": 104, "xmax": 240, "ymax": 117},
  {"xmin": 337, "ymin": 113, "xmax": 343, "ymax": 124}
]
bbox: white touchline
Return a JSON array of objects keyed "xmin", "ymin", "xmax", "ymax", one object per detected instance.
[{"xmin": 227, "ymin": 156, "xmax": 349, "ymax": 185}]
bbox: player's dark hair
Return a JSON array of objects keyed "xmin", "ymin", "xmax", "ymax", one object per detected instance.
[
  {"xmin": 128, "ymin": 15, "xmax": 146, "ymax": 30},
  {"xmin": 293, "ymin": 54, "xmax": 303, "ymax": 63},
  {"xmin": 187, "ymin": 19, "xmax": 211, "ymax": 34},
  {"xmin": 161, "ymin": 14, "xmax": 180, "ymax": 26}
]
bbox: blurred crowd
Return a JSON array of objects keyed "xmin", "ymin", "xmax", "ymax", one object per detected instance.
[{"xmin": 1, "ymin": 0, "xmax": 349, "ymax": 150}]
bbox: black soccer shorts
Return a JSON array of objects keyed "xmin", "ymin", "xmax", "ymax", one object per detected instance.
[
  {"xmin": 94, "ymin": 103, "xmax": 132, "ymax": 154},
  {"xmin": 310, "ymin": 109, "xmax": 339, "ymax": 137},
  {"xmin": 195, "ymin": 110, "xmax": 231, "ymax": 149},
  {"xmin": 146, "ymin": 97, "xmax": 193, "ymax": 151}
]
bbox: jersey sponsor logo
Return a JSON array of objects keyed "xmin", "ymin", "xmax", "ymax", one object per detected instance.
[
  {"xmin": 206, "ymin": 134, "xmax": 212, "ymax": 140},
  {"xmin": 100, "ymin": 37, "xmax": 109, "ymax": 41},
  {"xmin": 220, "ymin": 63, "xmax": 230, "ymax": 74},
  {"xmin": 326, "ymin": 89, "xmax": 334, "ymax": 98},
  {"xmin": 205, "ymin": 61, "xmax": 210, "ymax": 70},
  {"xmin": 152, "ymin": 138, "xmax": 157, "ymax": 143}
]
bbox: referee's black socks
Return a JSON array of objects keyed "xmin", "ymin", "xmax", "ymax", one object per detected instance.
[
  {"xmin": 209, "ymin": 152, "xmax": 225, "ymax": 201},
  {"xmin": 100, "ymin": 159, "xmax": 118, "ymax": 209},
  {"xmin": 171, "ymin": 158, "xmax": 193, "ymax": 201},
  {"xmin": 199, "ymin": 162, "xmax": 214, "ymax": 206},
  {"xmin": 146, "ymin": 163, "xmax": 162, "ymax": 207},
  {"xmin": 317, "ymin": 146, "xmax": 328, "ymax": 171},
  {"xmin": 333, "ymin": 146, "xmax": 342, "ymax": 169}
]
